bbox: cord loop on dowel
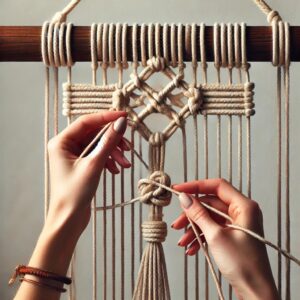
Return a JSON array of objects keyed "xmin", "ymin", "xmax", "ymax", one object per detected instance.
[
  {"xmin": 138, "ymin": 171, "xmax": 172, "ymax": 207},
  {"xmin": 41, "ymin": 21, "xmax": 74, "ymax": 67},
  {"xmin": 142, "ymin": 220, "xmax": 168, "ymax": 242}
]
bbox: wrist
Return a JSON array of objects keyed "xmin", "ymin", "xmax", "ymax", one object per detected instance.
[
  {"xmin": 46, "ymin": 196, "xmax": 91, "ymax": 237},
  {"xmin": 234, "ymin": 274, "xmax": 279, "ymax": 300},
  {"xmin": 26, "ymin": 202, "xmax": 87, "ymax": 276},
  {"xmin": 28, "ymin": 222, "xmax": 77, "ymax": 276}
]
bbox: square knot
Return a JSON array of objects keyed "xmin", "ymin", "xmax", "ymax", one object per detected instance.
[
  {"xmin": 142, "ymin": 220, "xmax": 167, "ymax": 242},
  {"xmin": 184, "ymin": 87, "xmax": 202, "ymax": 115},
  {"xmin": 138, "ymin": 171, "xmax": 172, "ymax": 207},
  {"xmin": 147, "ymin": 57, "xmax": 166, "ymax": 72},
  {"xmin": 112, "ymin": 89, "xmax": 129, "ymax": 110}
]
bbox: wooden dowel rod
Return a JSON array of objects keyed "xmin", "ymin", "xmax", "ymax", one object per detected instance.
[{"xmin": 0, "ymin": 26, "xmax": 300, "ymax": 62}]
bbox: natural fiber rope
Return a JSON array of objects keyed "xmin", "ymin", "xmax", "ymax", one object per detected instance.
[
  {"xmin": 130, "ymin": 129, "xmax": 136, "ymax": 295},
  {"xmin": 90, "ymin": 27, "xmax": 98, "ymax": 300}
]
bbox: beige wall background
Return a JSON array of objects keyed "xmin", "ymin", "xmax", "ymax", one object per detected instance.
[{"xmin": 1, "ymin": 0, "xmax": 300, "ymax": 299}]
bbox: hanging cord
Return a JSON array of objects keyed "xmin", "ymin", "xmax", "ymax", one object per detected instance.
[
  {"xmin": 190, "ymin": 22, "xmax": 200, "ymax": 300},
  {"xmin": 51, "ymin": 0, "xmax": 81, "ymax": 24},
  {"xmin": 251, "ymin": 0, "xmax": 282, "ymax": 23},
  {"xmin": 90, "ymin": 23, "xmax": 98, "ymax": 300},
  {"xmin": 267, "ymin": 13, "xmax": 291, "ymax": 298},
  {"xmin": 42, "ymin": 19, "xmax": 76, "ymax": 300}
]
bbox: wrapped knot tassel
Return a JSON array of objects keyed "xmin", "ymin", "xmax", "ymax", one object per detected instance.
[
  {"xmin": 133, "ymin": 243, "xmax": 170, "ymax": 300},
  {"xmin": 133, "ymin": 220, "xmax": 170, "ymax": 300}
]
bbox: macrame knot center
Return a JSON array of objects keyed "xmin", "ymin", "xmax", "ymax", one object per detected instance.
[
  {"xmin": 184, "ymin": 86, "xmax": 202, "ymax": 115},
  {"xmin": 138, "ymin": 171, "xmax": 172, "ymax": 207},
  {"xmin": 112, "ymin": 89, "xmax": 129, "ymax": 110},
  {"xmin": 142, "ymin": 220, "xmax": 167, "ymax": 242},
  {"xmin": 147, "ymin": 57, "xmax": 166, "ymax": 72}
]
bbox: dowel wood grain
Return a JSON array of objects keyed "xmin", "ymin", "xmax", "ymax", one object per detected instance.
[{"xmin": 0, "ymin": 26, "xmax": 300, "ymax": 62}]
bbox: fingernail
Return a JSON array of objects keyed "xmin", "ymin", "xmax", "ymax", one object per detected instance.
[
  {"xmin": 89, "ymin": 134, "xmax": 108, "ymax": 158},
  {"xmin": 113, "ymin": 117, "xmax": 127, "ymax": 134},
  {"xmin": 185, "ymin": 248, "xmax": 191, "ymax": 255},
  {"xmin": 179, "ymin": 193, "xmax": 193, "ymax": 209},
  {"xmin": 177, "ymin": 237, "xmax": 184, "ymax": 246},
  {"xmin": 123, "ymin": 139, "xmax": 132, "ymax": 150},
  {"xmin": 122, "ymin": 156, "xmax": 131, "ymax": 166},
  {"xmin": 170, "ymin": 222, "xmax": 175, "ymax": 228}
]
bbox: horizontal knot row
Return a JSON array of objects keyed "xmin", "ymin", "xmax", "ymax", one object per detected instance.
[
  {"xmin": 62, "ymin": 82, "xmax": 116, "ymax": 116},
  {"xmin": 138, "ymin": 171, "xmax": 172, "ymax": 207},
  {"xmin": 142, "ymin": 220, "xmax": 167, "ymax": 242}
]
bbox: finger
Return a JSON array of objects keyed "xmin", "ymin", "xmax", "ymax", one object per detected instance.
[
  {"xmin": 118, "ymin": 138, "xmax": 131, "ymax": 151},
  {"xmin": 178, "ymin": 227, "xmax": 201, "ymax": 247},
  {"xmin": 172, "ymin": 196, "xmax": 228, "ymax": 230},
  {"xmin": 199, "ymin": 195, "xmax": 229, "ymax": 224},
  {"xmin": 186, "ymin": 238, "xmax": 202, "ymax": 256},
  {"xmin": 87, "ymin": 116, "xmax": 127, "ymax": 170},
  {"xmin": 105, "ymin": 158, "xmax": 120, "ymax": 174},
  {"xmin": 179, "ymin": 193, "xmax": 222, "ymax": 238},
  {"xmin": 111, "ymin": 148, "xmax": 131, "ymax": 168},
  {"xmin": 171, "ymin": 212, "xmax": 189, "ymax": 230},
  {"xmin": 173, "ymin": 178, "xmax": 248, "ymax": 206},
  {"xmin": 59, "ymin": 111, "xmax": 127, "ymax": 144}
]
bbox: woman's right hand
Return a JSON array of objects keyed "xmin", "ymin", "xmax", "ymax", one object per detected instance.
[{"xmin": 172, "ymin": 179, "xmax": 279, "ymax": 300}]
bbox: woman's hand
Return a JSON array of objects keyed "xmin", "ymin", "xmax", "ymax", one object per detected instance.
[
  {"xmin": 14, "ymin": 112, "xmax": 130, "ymax": 300},
  {"xmin": 172, "ymin": 179, "xmax": 279, "ymax": 300},
  {"xmin": 47, "ymin": 111, "xmax": 131, "ymax": 235}
]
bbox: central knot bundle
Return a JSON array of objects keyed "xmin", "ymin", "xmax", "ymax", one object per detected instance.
[
  {"xmin": 133, "ymin": 130, "xmax": 171, "ymax": 299},
  {"xmin": 138, "ymin": 171, "xmax": 172, "ymax": 207}
]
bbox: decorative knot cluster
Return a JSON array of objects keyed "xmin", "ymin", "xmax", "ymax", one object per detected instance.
[
  {"xmin": 184, "ymin": 87, "xmax": 202, "ymax": 115},
  {"xmin": 142, "ymin": 220, "xmax": 167, "ymax": 242},
  {"xmin": 138, "ymin": 171, "xmax": 172, "ymax": 207}
]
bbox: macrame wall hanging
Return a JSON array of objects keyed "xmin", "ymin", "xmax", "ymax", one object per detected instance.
[{"xmin": 1, "ymin": 0, "xmax": 300, "ymax": 299}]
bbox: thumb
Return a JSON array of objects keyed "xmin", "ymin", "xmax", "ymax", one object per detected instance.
[
  {"xmin": 179, "ymin": 193, "xmax": 221, "ymax": 239},
  {"xmin": 87, "ymin": 116, "xmax": 127, "ymax": 169}
]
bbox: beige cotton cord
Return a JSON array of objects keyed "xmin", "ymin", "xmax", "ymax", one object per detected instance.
[{"xmin": 90, "ymin": 26, "xmax": 98, "ymax": 300}]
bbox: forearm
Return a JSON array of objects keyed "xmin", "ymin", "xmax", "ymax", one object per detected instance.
[{"xmin": 14, "ymin": 207, "xmax": 82, "ymax": 300}]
